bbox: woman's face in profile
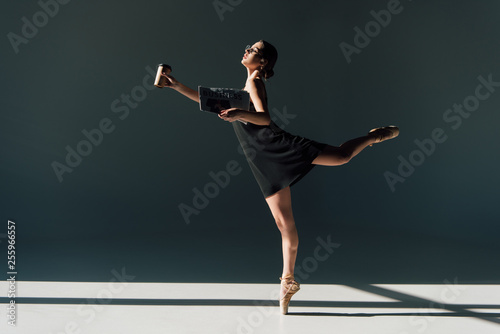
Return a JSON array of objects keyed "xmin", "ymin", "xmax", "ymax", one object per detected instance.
[{"xmin": 241, "ymin": 41, "xmax": 265, "ymax": 69}]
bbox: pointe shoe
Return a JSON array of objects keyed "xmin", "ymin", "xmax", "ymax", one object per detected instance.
[
  {"xmin": 279, "ymin": 274, "xmax": 300, "ymax": 315},
  {"xmin": 368, "ymin": 125, "xmax": 399, "ymax": 146}
]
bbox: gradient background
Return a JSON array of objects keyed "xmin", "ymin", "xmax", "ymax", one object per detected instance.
[{"xmin": 1, "ymin": 0, "xmax": 499, "ymax": 285}]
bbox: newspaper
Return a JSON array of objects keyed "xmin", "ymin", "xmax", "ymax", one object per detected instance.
[{"xmin": 198, "ymin": 86, "xmax": 250, "ymax": 124}]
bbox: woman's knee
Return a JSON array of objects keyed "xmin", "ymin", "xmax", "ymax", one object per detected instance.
[
  {"xmin": 313, "ymin": 145, "xmax": 351, "ymax": 166},
  {"xmin": 337, "ymin": 148, "xmax": 352, "ymax": 164},
  {"xmin": 275, "ymin": 217, "xmax": 296, "ymax": 232}
]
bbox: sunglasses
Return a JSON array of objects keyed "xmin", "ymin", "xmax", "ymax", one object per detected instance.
[{"xmin": 245, "ymin": 45, "xmax": 263, "ymax": 56}]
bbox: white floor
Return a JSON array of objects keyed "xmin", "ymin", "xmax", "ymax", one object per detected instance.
[{"xmin": 1, "ymin": 282, "xmax": 500, "ymax": 334}]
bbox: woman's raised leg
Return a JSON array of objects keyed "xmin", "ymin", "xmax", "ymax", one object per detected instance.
[
  {"xmin": 311, "ymin": 126, "xmax": 399, "ymax": 166},
  {"xmin": 311, "ymin": 135, "xmax": 376, "ymax": 166}
]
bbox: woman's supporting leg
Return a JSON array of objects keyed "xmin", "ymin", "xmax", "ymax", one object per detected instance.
[
  {"xmin": 311, "ymin": 134, "xmax": 377, "ymax": 166},
  {"xmin": 265, "ymin": 186, "xmax": 298, "ymax": 280}
]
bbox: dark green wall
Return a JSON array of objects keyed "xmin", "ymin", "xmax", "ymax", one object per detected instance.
[{"xmin": 1, "ymin": 0, "xmax": 499, "ymax": 283}]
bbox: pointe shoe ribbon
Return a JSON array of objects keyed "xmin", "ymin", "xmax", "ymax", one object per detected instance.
[
  {"xmin": 368, "ymin": 125, "xmax": 399, "ymax": 146},
  {"xmin": 279, "ymin": 274, "xmax": 300, "ymax": 315}
]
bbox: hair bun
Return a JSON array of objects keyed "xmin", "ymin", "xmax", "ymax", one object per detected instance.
[{"xmin": 265, "ymin": 69, "xmax": 275, "ymax": 80}]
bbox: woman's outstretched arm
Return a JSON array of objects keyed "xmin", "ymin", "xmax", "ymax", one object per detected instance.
[{"xmin": 161, "ymin": 73, "xmax": 200, "ymax": 103}]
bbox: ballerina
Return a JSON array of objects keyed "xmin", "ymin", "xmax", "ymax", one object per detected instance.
[{"xmin": 160, "ymin": 39, "xmax": 399, "ymax": 315}]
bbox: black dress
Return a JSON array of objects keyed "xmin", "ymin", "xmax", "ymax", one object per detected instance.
[{"xmin": 232, "ymin": 102, "xmax": 327, "ymax": 198}]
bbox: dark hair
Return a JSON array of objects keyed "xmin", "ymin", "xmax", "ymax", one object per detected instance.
[{"xmin": 258, "ymin": 39, "xmax": 278, "ymax": 80}]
